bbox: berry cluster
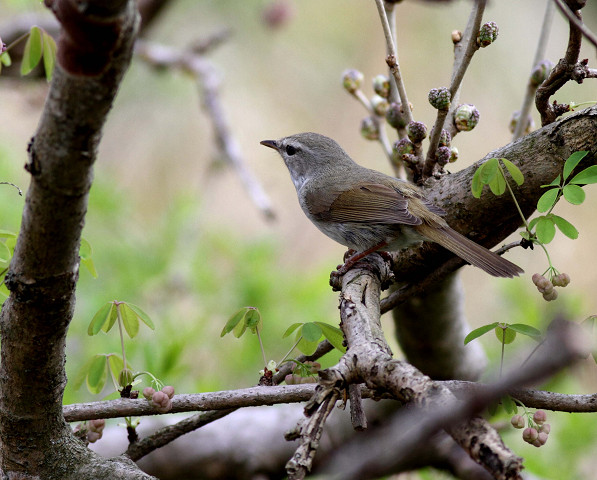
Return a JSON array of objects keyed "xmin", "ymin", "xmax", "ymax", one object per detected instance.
[
  {"xmin": 143, "ymin": 385, "xmax": 175, "ymax": 413},
  {"xmin": 532, "ymin": 272, "xmax": 570, "ymax": 301},
  {"xmin": 511, "ymin": 410, "xmax": 551, "ymax": 448}
]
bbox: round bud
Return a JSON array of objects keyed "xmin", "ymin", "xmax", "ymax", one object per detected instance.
[
  {"xmin": 300, "ymin": 376, "xmax": 318, "ymax": 384},
  {"xmin": 532, "ymin": 273, "xmax": 544, "ymax": 286},
  {"xmin": 118, "ymin": 368, "xmax": 134, "ymax": 388},
  {"xmin": 428, "ymin": 87, "xmax": 451, "ymax": 111},
  {"xmin": 143, "ymin": 387, "xmax": 156, "ymax": 400},
  {"xmin": 372, "ymin": 74, "xmax": 390, "ymax": 98},
  {"xmin": 451, "ymin": 30, "xmax": 462, "ymax": 43},
  {"xmin": 360, "ymin": 117, "xmax": 380, "ymax": 140},
  {"xmin": 530, "ymin": 60, "xmax": 554, "ymax": 87},
  {"xmin": 304, "ymin": 361, "xmax": 321, "ymax": 374},
  {"xmin": 393, "ymin": 138, "xmax": 414, "ymax": 157},
  {"xmin": 262, "ymin": 0, "xmax": 295, "ymax": 29},
  {"xmin": 285, "ymin": 374, "xmax": 297, "ymax": 385},
  {"xmin": 454, "ymin": 104, "xmax": 480, "ymax": 132},
  {"xmin": 533, "ymin": 410, "xmax": 547, "ymax": 425},
  {"xmin": 87, "ymin": 431, "xmax": 102, "ymax": 443},
  {"xmin": 477, "ymin": 21, "xmax": 499, "ymax": 47},
  {"xmin": 509, "ymin": 110, "xmax": 535, "ymax": 135},
  {"xmin": 152, "ymin": 390, "xmax": 170, "ymax": 410},
  {"xmin": 449, "ymin": 147, "xmax": 459, "ymax": 163},
  {"xmin": 438, "ymin": 129, "xmax": 451, "ymax": 147},
  {"xmin": 371, "ymin": 95, "xmax": 389, "ymax": 116},
  {"xmin": 161, "ymin": 385, "xmax": 175, "ymax": 399},
  {"xmin": 553, "ymin": 273, "xmax": 571, "ymax": 287},
  {"xmin": 522, "ymin": 427, "xmax": 539, "ymax": 443},
  {"xmin": 342, "ymin": 69, "xmax": 364, "ymax": 94},
  {"xmin": 406, "ymin": 121, "xmax": 427, "ymax": 143},
  {"xmin": 539, "ymin": 423, "xmax": 551, "ymax": 434},
  {"xmin": 543, "ymin": 289, "xmax": 558, "ymax": 301},
  {"xmin": 89, "ymin": 419, "xmax": 105, "ymax": 433},
  {"xmin": 511, "ymin": 414, "xmax": 525, "ymax": 429},
  {"xmin": 386, "ymin": 102, "xmax": 407, "ymax": 129},
  {"xmin": 436, "ymin": 146, "xmax": 451, "ymax": 166},
  {"xmin": 538, "ymin": 432, "xmax": 549, "ymax": 445}
]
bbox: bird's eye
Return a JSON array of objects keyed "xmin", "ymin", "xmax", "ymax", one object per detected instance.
[{"xmin": 285, "ymin": 145, "xmax": 297, "ymax": 156}]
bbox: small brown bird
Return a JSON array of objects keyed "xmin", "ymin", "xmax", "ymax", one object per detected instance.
[{"xmin": 261, "ymin": 132, "xmax": 523, "ymax": 278}]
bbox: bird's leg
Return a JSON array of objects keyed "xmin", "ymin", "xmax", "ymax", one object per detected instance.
[{"xmin": 333, "ymin": 241, "xmax": 389, "ymax": 276}]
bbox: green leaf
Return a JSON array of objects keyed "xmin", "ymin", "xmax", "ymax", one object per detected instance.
[
  {"xmin": 107, "ymin": 354, "xmax": 124, "ymax": 381},
  {"xmin": 126, "ymin": 303, "xmax": 155, "ymax": 330},
  {"xmin": 315, "ymin": 322, "xmax": 347, "ymax": 353},
  {"xmin": 79, "ymin": 238, "xmax": 92, "ymax": 260},
  {"xmin": 283, "ymin": 322, "xmax": 303, "ymax": 338},
  {"xmin": 528, "ymin": 216, "xmax": 541, "ymax": 231},
  {"xmin": 42, "ymin": 30, "xmax": 56, "ymax": 82},
  {"xmin": 21, "ymin": 26, "xmax": 43, "ymax": 76},
  {"xmin": 81, "ymin": 257, "xmax": 98, "ymax": 278},
  {"xmin": 551, "ymin": 215, "xmax": 579, "ymax": 239},
  {"xmin": 86, "ymin": 354, "xmax": 108, "ymax": 395},
  {"xmin": 0, "ymin": 242, "xmax": 11, "ymax": 263},
  {"xmin": 501, "ymin": 395, "xmax": 517, "ymax": 415},
  {"xmin": 471, "ymin": 167, "xmax": 484, "ymax": 198},
  {"xmin": 233, "ymin": 314, "xmax": 248, "ymax": 338},
  {"xmin": 245, "ymin": 308, "xmax": 262, "ymax": 333},
  {"xmin": 495, "ymin": 325, "xmax": 516, "ymax": 344},
  {"xmin": 500, "ymin": 158, "xmax": 524, "ymax": 185},
  {"xmin": 541, "ymin": 175, "xmax": 561, "ymax": 188},
  {"xmin": 563, "ymin": 150, "xmax": 588, "ymax": 180},
  {"xmin": 301, "ymin": 322, "xmax": 323, "ymax": 342},
  {"xmin": 563, "ymin": 184, "xmax": 585, "ymax": 205},
  {"xmin": 296, "ymin": 335, "xmax": 319, "ymax": 355},
  {"xmin": 71, "ymin": 356, "xmax": 96, "ymax": 390},
  {"xmin": 0, "ymin": 230, "xmax": 16, "ymax": 239},
  {"xmin": 120, "ymin": 303, "xmax": 140, "ymax": 338},
  {"xmin": 535, "ymin": 216, "xmax": 556, "ymax": 244},
  {"xmin": 536, "ymin": 188, "xmax": 559, "ymax": 213},
  {"xmin": 488, "ymin": 171, "xmax": 506, "ymax": 195},
  {"xmin": 102, "ymin": 302, "xmax": 119, "ymax": 333},
  {"xmin": 508, "ymin": 323, "xmax": 542, "ymax": 338},
  {"xmin": 570, "ymin": 165, "xmax": 597, "ymax": 185},
  {"xmin": 88, "ymin": 302, "xmax": 115, "ymax": 335},
  {"xmin": 221, "ymin": 308, "xmax": 246, "ymax": 337},
  {"xmin": 464, "ymin": 322, "xmax": 499, "ymax": 345},
  {"xmin": 480, "ymin": 158, "xmax": 498, "ymax": 184}
]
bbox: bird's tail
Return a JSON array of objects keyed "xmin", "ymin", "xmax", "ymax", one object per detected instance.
[{"xmin": 416, "ymin": 224, "xmax": 523, "ymax": 278}]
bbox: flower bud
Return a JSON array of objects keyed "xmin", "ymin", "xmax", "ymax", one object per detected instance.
[
  {"xmin": 511, "ymin": 414, "xmax": 525, "ymax": 429},
  {"xmin": 533, "ymin": 410, "xmax": 547, "ymax": 425},
  {"xmin": 360, "ymin": 117, "xmax": 379, "ymax": 140},
  {"xmin": 342, "ymin": 69, "xmax": 364, "ymax": 94},
  {"xmin": 87, "ymin": 431, "xmax": 102, "ymax": 443},
  {"xmin": 539, "ymin": 423, "xmax": 551, "ymax": 434},
  {"xmin": 509, "ymin": 110, "xmax": 534, "ymax": 135},
  {"xmin": 523, "ymin": 427, "xmax": 539, "ymax": 443},
  {"xmin": 438, "ymin": 129, "xmax": 451, "ymax": 147},
  {"xmin": 543, "ymin": 289, "xmax": 558, "ymax": 301},
  {"xmin": 118, "ymin": 368, "xmax": 134, "ymax": 388},
  {"xmin": 406, "ymin": 121, "xmax": 427, "ymax": 143},
  {"xmin": 143, "ymin": 387, "xmax": 156, "ymax": 400},
  {"xmin": 538, "ymin": 432, "xmax": 549, "ymax": 445},
  {"xmin": 477, "ymin": 21, "xmax": 499, "ymax": 47},
  {"xmin": 393, "ymin": 138, "xmax": 414, "ymax": 157},
  {"xmin": 386, "ymin": 102, "xmax": 407, "ymax": 129},
  {"xmin": 428, "ymin": 87, "xmax": 451, "ymax": 110},
  {"xmin": 454, "ymin": 104, "xmax": 479, "ymax": 132},
  {"xmin": 436, "ymin": 146, "xmax": 451, "ymax": 166},
  {"xmin": 530, "ymin": 59, "xmax": 554, "ymax": 87},
  {"xmin": 451, "ymin": 30, "xmax": 462, "ymax": 43},
  {"xmin": 89, "ymin": 419, "xmax": 105, "ymax": 433},
  {"xmin": 371, "ymin": 95, "xmax": 389, "ymax": 116},
  {"xmin": 552, "ymin": 273, "xmax": 570, "ymax": 287},
  {"xmin": 161, "ymin": 385, "xmax": 175, "ymax": 399},
  {"xmin": 372, "ymin": 74, "xmax": 390, "ymax": 98},
  {"xmin": 449, "ymin": 147, "xmax": 459, "ymax": 163}
]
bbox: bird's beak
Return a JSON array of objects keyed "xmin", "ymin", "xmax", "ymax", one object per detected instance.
[{"xmin": 260, "ymin": 139, "xmax": 279, "ymax": 150}]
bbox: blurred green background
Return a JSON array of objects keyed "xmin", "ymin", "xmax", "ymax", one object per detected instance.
[{"xmin": 1, "ymin": 0, "xmax": 597, "ymax": 478}]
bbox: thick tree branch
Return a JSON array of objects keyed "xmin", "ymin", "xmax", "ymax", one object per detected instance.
[{"xmin": 0, "ymin": 1, "xmax": 146, "ymax": 478}]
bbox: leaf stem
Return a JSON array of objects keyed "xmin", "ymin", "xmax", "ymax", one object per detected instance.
[
  {"xmin": 278, "ymin": 336, "xmax": 303, "ymax": 366},
  {"xmin": 116, "ymin": 303, "xmax": 127, "ymax": 371},
  {"xmin": 497, "ymin": 161, "xmax": 529, "ymax": 231},
  {"xmin": 255, "ymin": 328, "xmax": 267, "ymax": 368}
]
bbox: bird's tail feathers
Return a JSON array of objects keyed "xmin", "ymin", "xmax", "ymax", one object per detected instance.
[{"xmin": 416, "ymin": 224, "xmax": 523, "ymax": 278}]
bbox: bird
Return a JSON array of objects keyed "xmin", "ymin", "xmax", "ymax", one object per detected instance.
[{"xmin": 261, "ymin": 132, "xmax": 523, "ymax": 278}]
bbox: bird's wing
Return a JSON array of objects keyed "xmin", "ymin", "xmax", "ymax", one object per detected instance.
[{"xmin": 307, "ymin": 182, "xmax": 423, "ymax": 225}]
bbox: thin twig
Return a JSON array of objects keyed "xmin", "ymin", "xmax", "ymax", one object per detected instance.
[
  {"xmin": 374, "ymin": 0, "xmax": 412, "ymax": 125},
  {"xmin": 513, "ymin": 1, "xmax": 555, "ymax": 140},
  {"xmin": 135, "ymin": 40, "xmax": 276, "ymax": 220},
  {"xmin": 552, "ymin": 0, "xmax": 597, "ymax": 49}
]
